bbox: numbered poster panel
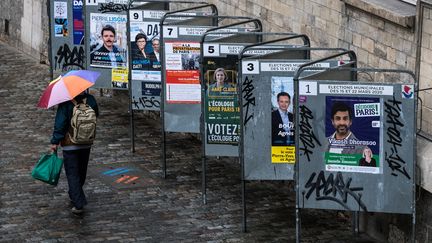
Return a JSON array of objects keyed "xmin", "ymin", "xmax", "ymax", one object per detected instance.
[
  {"xmin": 201, "ymin": 41, "xmax": 277, "ymax": 156},
  {"xmin": 297, "ymin": 81, "xmax": 415, "ymax": 214},
  {"xmin": 129, "ymin": 9, "xmax": 165, "ymax": 111},
  {"xmin": 241, "ymin": 59, "xmax": 339, "ymax": 180}
]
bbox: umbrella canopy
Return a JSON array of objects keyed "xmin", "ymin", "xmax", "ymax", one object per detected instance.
[{"xmin": 37, "ymin": 70, "xmax": 100, "ymax": 108}]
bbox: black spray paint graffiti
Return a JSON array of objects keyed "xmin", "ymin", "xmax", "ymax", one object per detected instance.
[
  {"xmin": 132, "ymin": 96, "xmax": 161, "ymax": 109},
  {"xmin": 54, "ymin": 44, "xmax": 85, "ymax": 71},
  {"xmin": 98, "ymin": 2, "xmax": 130, "ymax": 13},
  {"xmin": 299, "ymin": 105, "xmax": 321, "ymax": 161},
  {"xmin": 304, "ymin": 171, "xmax": 367, "ymax": 212},
  {"xmin": 242, "ymin": 76, "xmax": 255, "ymax": 126},
  {"xmin": 384, "ymin": 96, "xmax": 410, "ymax": 179}
]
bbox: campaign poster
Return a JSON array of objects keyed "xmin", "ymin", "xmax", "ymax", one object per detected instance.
[
  {"xmin": 89, "ymin": 13, "xmax": 127, "ymax": 68},
  {"xmin": 204, "ymin": 56, "xmax": 239, "ymax": 145},
  {"xmin": 324, "ymin": 96, "xmax": 381, "ymax": 174},
  {"xmin": 130, "ymin": 21, "xmax": 161, "ymax": 96},
  {"xmin": 72, "ymin": 0, "xmax": 84, "ymax": 45},
  {"xmin": 111, "ymin": 68, "xmax": 128, "ymax": 88},
  {"xmin": 271, "ymin": 77, "xmax": 295, "ymax": 163},
  {"xmin": 54, "ymin": 1, "xmax": 68, "ymax": 37},
  {"xmin": 164, "ymin": 42, "xmax": 200, "ymax": 103}
]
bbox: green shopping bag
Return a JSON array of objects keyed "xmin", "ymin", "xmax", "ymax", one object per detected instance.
[{"xmin": 31, "ymin": 151, "xmax": 64, "ymax": 186}]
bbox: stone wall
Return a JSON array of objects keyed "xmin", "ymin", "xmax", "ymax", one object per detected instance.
[{"xmin": 0, "ymin": 0, "xmax": 49, "ymax": 62}]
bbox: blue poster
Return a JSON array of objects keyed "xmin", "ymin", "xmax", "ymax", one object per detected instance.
[
  {"xmin": 324, "ymin": 96, "xmax": 382, "ymax": 174},
  {"xmin": 72, "ymin": 0, "xmax": 84, "ymax": 45}
]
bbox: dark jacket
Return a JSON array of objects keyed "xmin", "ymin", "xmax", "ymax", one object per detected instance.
[
  {"xmin": 50, "ymin": 94, "xmax": 99, "ymax": 145},
  {"xmin": 90, "ymin": 45, "xmax": 125, "ymax": 64},
  {"xmin": 271, "ymin": 109, "xmax": 294, "ymax": 146}
]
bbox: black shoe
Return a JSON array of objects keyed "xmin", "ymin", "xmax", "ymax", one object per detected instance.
[{"xmin": 71, "ymin": 207, "xmax": 84, "ymax": 215}]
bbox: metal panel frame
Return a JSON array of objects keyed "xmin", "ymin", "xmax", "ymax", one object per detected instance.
[
  {"xmin": 293, "ymin": 66, "xmax": 416, "ymax": 243},
  {"xmin": 239, "ymin": 47, "xmax": 356, "ymax": 233},
  {"xmin": 159, "ymin": 5, "xmax": 219, "ymax": 178}
]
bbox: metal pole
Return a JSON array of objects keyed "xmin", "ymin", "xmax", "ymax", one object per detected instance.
[
  {"xmin": 47, "ymin": 0, "xmax": 53, "ymax": 80},
  {"xmin": 160, "ymin": 12, "xmax": 167, "ymax": 179},
  {"xmin": 126, "ymin": 4, "xmax": 135, "ymax": 153},
  {"xmin": 241, "ymin": 178, "xmax": 247, "ymax": 233}
]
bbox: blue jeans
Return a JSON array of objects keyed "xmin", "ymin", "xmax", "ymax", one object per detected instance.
[{"xmin": 63, "ymin": 148, "xmax": 90, "ymax": 209}]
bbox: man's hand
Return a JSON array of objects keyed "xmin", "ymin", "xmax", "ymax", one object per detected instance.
[{"xmin": 50, "ymin": 144, "xmax": 59, "ymax": 152}]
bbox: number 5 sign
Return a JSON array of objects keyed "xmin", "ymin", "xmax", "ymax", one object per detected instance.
[
  {"xmin": 203, "ymin": 44, "xmax": 219, "ymax": 56},
  {"xmin": 242, "ymin": 60, "xmax": 259, "ymax": 74}
]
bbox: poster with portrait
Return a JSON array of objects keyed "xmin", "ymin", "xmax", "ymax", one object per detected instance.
[
  {"xmin": 324, "ymin": 96, "xmax": 381, "ymax": 174},
  {"xmin": 204, "ymin": 55, "xmax": 239, "ymax": 145},
  {"xmin": 271, "ymin": 76, "xmax": 295, "ymax": 163},
  {"xmin": 130, "ymin": 22, "xmax": 161, "ymax": 76},
  {"xmin": 89, "ymin": 13, "xmax": 127, "ymax": 69},
  {"xmin": 164, "ymin": 42, "xmax": 201, "ymax": 103}
]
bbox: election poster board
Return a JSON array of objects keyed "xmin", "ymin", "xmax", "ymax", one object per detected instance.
[
  {"xmin": 201, "ymin": 33, "xmax": 308, "ymax": 157},
  {"xmin": 49, "ymin": 0, "xmax": 86, "ymax": 77},
  {"xmin": 84, "ymin": 0, "xmax": 130, "ymax": 89},
  {"xmin": 240, "ymin": 58, "xmax": 345, "ymax": 180},
  {"xmin": 297, "ymin": 80, "xmax": 415, "ymax": 214},
  {"xmin": 129, "ymin": 8, "xmax": 166, "ymax": 110},
  {"xmin": 161, "ymin": 15, "xmax": 218, "ymax": 133}
]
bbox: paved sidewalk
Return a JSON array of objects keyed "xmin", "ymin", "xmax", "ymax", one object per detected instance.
[{"xmin": 0, "ymin": 41, "xmax": 379, "ymax": 242}]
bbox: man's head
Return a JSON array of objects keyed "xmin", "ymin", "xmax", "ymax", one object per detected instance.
[
  {"xmin": 152, "ymin": 38, "xmax": 160, "ymax": 53},
  {"xmin": 277, "ymin": 92, "xmax": 291, "ymax": 112},
  {"xmin": 101, "ymin": 25, "xmax": 116, "ymax": 50},
  {"xmin": 330, "ymin": 102, "xmax": 353, "ymax": 139},
  {"xmin": 135, "ymin": 33, "xmax": 148, "ymax": 51}
]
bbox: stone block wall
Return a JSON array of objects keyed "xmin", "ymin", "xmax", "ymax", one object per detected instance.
[
  {"xmin": 0, "ymin": 0, "xmax": 49, "ymax": 62},
  {"xmin": 419, "ymin": 6, "xmax": 432, "ymax": 135}
]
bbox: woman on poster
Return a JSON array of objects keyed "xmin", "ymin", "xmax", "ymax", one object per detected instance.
[
  {"xmin": 208, "ymin": 68, "xmax": 235, "ymax": 97},
  {"xmin": 359, "ymin": 147, "xmax": 377, "ymax": 167},
  {"xmin": 132, "ymin": 33, "xmax": 155, "ymax": 70}
]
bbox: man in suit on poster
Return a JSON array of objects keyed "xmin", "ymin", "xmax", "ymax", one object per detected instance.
[{"xmin": 272, "ymin": 92, "xmax": 294, "ymax": 146}]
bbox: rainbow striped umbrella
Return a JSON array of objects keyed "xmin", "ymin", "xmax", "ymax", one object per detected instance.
[{"xmin": 37, "ymin": 70, "xmax": 100, "ymax": 108}]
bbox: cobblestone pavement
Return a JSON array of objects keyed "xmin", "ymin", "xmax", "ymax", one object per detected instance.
[{"xmin": 0, "ymin": 41, "xmax": 380, "ymax": 242}]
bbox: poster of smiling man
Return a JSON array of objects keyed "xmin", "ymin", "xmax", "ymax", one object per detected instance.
[
  {"xmin": 324, "ymin": 96, "xmax": 381, "ymax": 174},
  {"xmin": 89, "ymin": 13, "xmax": 128, "ymax": 68}
]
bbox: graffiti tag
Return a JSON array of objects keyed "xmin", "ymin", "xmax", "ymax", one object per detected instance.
[
  {"xmin": 242, "ymin": 76, "xmax": 255, "ymax": 126},
  {"xmin": 384, "ymin": 96, "xmax": 410, "ymax": 179},
  {"xmin": 305, "ymin": 171, "xmax": 367, "ymax": 211},
  {"xmin": 98, "ymin": 2, "xmax": 129, "ymax": 13},
  {"xmin": 299, "ymin": 105, "xmax": 321, "ymax": 161},
  {"xmin": 132, "ymin": 96, "xmax": 161, "ymax": 109},
  {"xmin": 54, "ymin": 44, "xmax": 85, "ymax": 71}
]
